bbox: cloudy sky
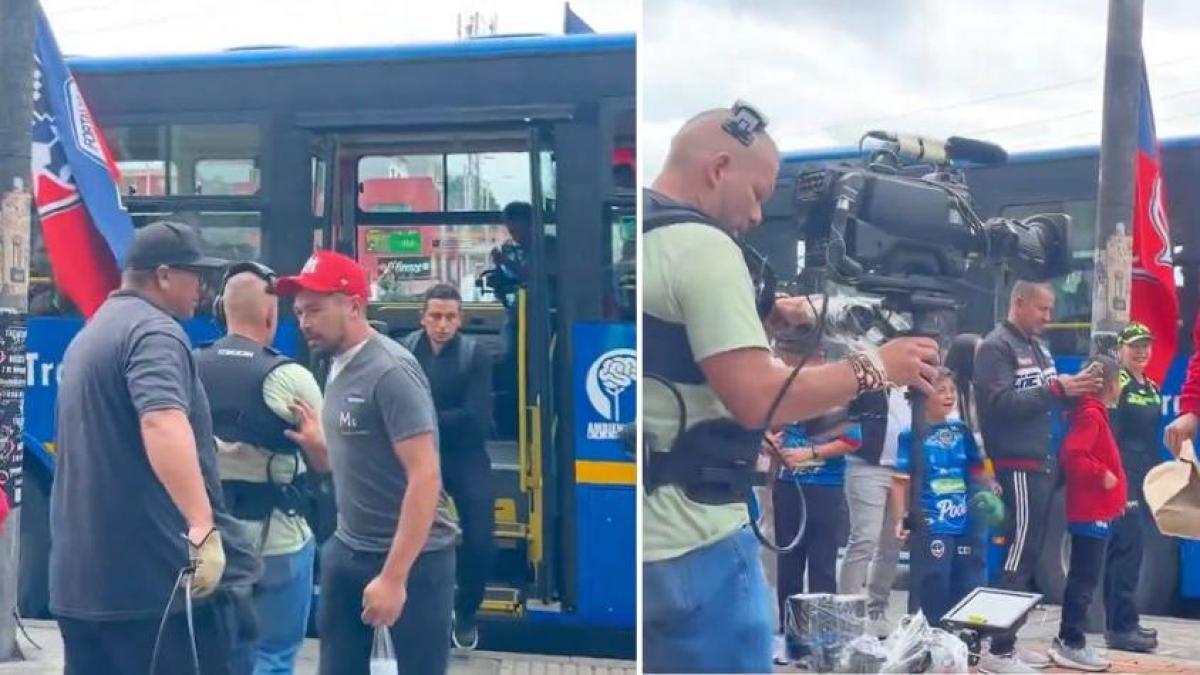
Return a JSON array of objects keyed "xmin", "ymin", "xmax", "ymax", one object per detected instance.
[
  {"xmin": 41, "ymin": 0, "xmax": 636, "ymax": 55},
  {"xmin": 643, "ymin": 0, "xmax": 1200, "ymax": 177}
]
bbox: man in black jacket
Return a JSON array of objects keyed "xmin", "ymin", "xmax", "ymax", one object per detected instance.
[
  {"xmin": 974, "ymin": 281, "xmax": 1101, "ymax": 671},
  {"xmin": 403, "ymin": 284, "xmax": 494, "ymax": 649}
]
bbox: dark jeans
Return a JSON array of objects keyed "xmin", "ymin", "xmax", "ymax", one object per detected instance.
[
  {"xmin": 317, "ymin": 537, "xmax": 455, "ymax": 675},
  {"xmin": 60, "ymin": 589, "xmax": 256, "ymax": 675},
  {"xmin": 1061, "ymin": 533, "xmax": 1108, "ymax": 649},
  {"xmin": 910, "ymin": 529, "xmax": 986, "ymax": 627},
  {"xmin": 991, "ymin": 467, "xmax": 1055, "ymax": 655},
  {"xmin": 1105, "ymin": 506, "xmax": 1143, "ymax": 634},
  {"xmin": 773, "ymin": 482, "xmax": 845, "ymax": 626},
  {"xmin": 442, "ymin": 447, "xmax": 495, "ymax": 625}
]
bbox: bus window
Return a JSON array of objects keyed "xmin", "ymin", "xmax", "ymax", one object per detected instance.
[
  {"xmin": 104, "ymin": 126, "xmax": 168, "ymax": 197},
  {"xmin": 356, "ymin": 152, "xmax": 535, "ymax": 214},
  {"xmin": 171, "ymin": 125, "xmax": 261, "ymax": 196},
  {"xmin": 605, "ymin": 204, "xmax": 635, "ymax": 320},
  {"xmin": 103, "ymin": 124, "xmax": 262, "ymax": 197},
  {"xmin": 312, "ymin": 156, "xmax": 327, "ymax": 218},
  {"xmin": 356, "ymin": 224, "xmax": 510, "ymax": 303},
  {"xmin": 131, "ymin": 211, "xmax": 263, "ymax": 261}
]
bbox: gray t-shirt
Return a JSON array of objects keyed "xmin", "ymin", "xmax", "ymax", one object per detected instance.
[
  {"xmin": 49, "ymin": 291, "xmax": 260, "ymax": 620},
  {"xmin": 323, "ymin": 333, "xmax": 459, "ymax": 553}
]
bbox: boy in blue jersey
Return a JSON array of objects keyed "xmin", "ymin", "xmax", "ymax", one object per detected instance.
[
  {"xmin": 771, "ymin": 344, "xmax": 862, "ymax": 664},
  {"xmin": 892, "ymin": 369, "xmax": 1000, "ymax": 626}
]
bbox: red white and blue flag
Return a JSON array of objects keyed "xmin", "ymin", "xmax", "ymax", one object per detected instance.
[
  {"xmin": 1130, "ymin": 61, "xmax": 1179, "ymax": 384},
  {"xmin": 32, "ymin": 7, "xmax": 133, "ymax": 318}
]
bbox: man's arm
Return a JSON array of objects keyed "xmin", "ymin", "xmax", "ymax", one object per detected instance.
[
  {"xmin": 700, "ymin": 341, "xmax": 937, "ymax": 428},
  {"xmin": 263, "ymin": 363, "xmax": 330, "ymax": 472},
  {"xmin": 379, "ymin": 431, "xmax": 441, "ymax": 583},
  {"xmin": 436, "ymin": 342, "xmax": 493, "ymax": 441},
  {"xmin": 127, "ymin": 333, "xmax": 214, "ymax": 540},
  {"xmin": 375, "ymin": 364, "xmax": 442, "ymax": 582},
  {"xmin": 141, "ymin": 409, "xmax": 213, "ymax": 536},
  {"xmin": 973, "ymin": 338, "xmax": 1054, "ymax": 419}
]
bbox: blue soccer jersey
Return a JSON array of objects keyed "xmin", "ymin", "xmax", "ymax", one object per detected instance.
[
  {"xmin": 895, "ymin": 421, "xmax": 983, "ymax": 536},
  {"xmin": 779, "ymin": 422, "xmax": 861, "ymax": 486}
]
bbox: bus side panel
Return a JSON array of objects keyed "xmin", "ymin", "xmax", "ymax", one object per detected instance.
[
  {"xmin": 571, "ymin": 322, "xmax": 635, "ymax": 628},
  {"xmin": 24, "ymin": 316, "xmax": 303, "ymax": 463}
]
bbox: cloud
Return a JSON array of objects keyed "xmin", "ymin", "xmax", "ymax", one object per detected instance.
[
  {"xmin": 42, "ymin": 0, "xmax": 636, "ymax": 56},
  {"xmin": 644, "ymin": 0, "xmax": 1200, "ymax": 177}
]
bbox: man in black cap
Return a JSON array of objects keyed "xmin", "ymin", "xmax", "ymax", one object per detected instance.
[{"xmin": 50, "ymin": 221, "xmax": 261, "ymax": 675}]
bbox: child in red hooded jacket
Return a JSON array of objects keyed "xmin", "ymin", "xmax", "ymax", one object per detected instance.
[{"xmin": 1049, "ymin": 354, "xmax": 1127, "ymax": 673}]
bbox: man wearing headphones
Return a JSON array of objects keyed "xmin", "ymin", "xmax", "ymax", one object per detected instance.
[
  {"xmin": 195, "ymin": 262, "xmax": 329, "ymax": 674},
  {"xmin": 642, "ymin": 104, "xmax": 940, "ymax": 673}
]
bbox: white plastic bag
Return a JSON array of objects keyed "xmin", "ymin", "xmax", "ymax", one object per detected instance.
[
  {"xmin": 880, "ymin": 612, "xmax": 930, "ymax": 673},
  {"xmin": 370, "ymin": 626, "xmax": 398, "ymax": 675},
  {"xmin": 926, "ymin": 627, "xmax": 969, "ymax": 674}
]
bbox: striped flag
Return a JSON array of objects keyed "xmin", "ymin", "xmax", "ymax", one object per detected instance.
[{"xmin": 31, "ymin": 6, "xmax": 134, "ymax": 318}]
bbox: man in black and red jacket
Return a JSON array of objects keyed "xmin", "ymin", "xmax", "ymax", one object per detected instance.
[{"xmin": 973, "ymin": 281, "xmax": 1102, "ymax": 670}]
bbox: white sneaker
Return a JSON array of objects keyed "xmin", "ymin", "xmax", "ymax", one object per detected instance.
[
  {"xmin": 773, "ymin": 633, "xmax": 789, "ymax": 666},
  {"xmin": 1048, "ymin": 638, "xmax": 1111, "ymax": 672},
  {"xmin": 979, "ymin": 653, "xmax": 1039, "ymax": 674},
  {"xmin": 1017, "ymin": 647, "xmax": 1052, "ymax": 669}
]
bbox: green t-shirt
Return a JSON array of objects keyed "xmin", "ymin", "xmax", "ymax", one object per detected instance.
[
  {"xmin": 217, "ymin": 362, "xmax": 322, "ymax": 557},
  {"xmin": 643, "ymin": 222, "xmax": 770, "ymax": 563}
]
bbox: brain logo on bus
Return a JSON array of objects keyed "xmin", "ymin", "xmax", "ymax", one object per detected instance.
[{"xmin": 586, "ymin": 348, "xmax": 637, "ymax": 423}]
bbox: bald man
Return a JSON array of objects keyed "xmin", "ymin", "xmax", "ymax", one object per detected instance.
[
  {"xmin": 642, "ymin": 104, "xmax": 940, "ymax": 673},
  {"xmin": 973, "ymin": 280, "xmax": 1101, "ymax": 672},
  {"xmin": 195, "ymin": 265, "xmax": 329, "ymax": 674}
]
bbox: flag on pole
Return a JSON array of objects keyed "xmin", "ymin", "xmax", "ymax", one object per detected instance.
[
  {"xmin": 564, "ymin": 3, "xmax": 596, "ymax": 34},
  {"xmin": 32, "ymin": 5, "xmax": 134, "ymax": 318},
  {"xmin": 1130, "ymin": 60, "xmax": 1179, "ymax": 384}
]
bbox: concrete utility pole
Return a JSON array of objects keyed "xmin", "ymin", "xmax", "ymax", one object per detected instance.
[
  {"xmin": 1090, "ymin": 0, "xmax": 1144, "ymax": 355},
  {"xmin": 0, "ymin": 0, "xmax": 35, "ymax": 662}
]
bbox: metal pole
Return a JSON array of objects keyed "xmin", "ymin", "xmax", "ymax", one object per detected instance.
[
  {"xmin": 1090, "ymin": 0, "xmax": 1144, "ymax": 353},
  {"xmin": 0, "ymin": 0, "xmax": 35, "ymax": 662}
]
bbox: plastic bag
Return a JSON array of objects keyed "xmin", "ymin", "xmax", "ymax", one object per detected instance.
[
  {"xmin": 926, "ymin": 627, "xmax": 969, "ymax": 674},
  {"xmin": 878, "ymin": 612, "xmax": 969, "ymax": 674},
  {"xmin": 837, "ymin": 634, "xmax": 888, "ymax": 673},
  {"xmin": 370, "ymin": 626, "xmax": 398, "ymax": 675},
  {"xmin": 880, "ymin": 612, "xmax": 931, "ymax": 673}
]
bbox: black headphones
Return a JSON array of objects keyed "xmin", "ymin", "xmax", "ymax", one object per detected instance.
[
  {"xmin": 722, "ymin": 100, "xmax": 769, "ymax": 147},
  {"xmin": 213, "ymin": 261, "xmax": 278, "ymax": 328}
]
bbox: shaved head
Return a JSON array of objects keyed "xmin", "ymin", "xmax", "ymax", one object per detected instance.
[
  {"xmin": 1008, "ymin": 280, "xmax": 1055, "ymax": 337},
  {"xmin": 653, "ymin": 107, "xmax": 780, "ymax": 233},
  {"xmin": 223, "ymin": 271, "xmax": 278, "ymax": 343}
]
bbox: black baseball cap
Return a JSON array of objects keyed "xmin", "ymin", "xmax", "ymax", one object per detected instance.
[{"xmin": 124, "ymin": 221, "xmax": 227, "ymax": 271}]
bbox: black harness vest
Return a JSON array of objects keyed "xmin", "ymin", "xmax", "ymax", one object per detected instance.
[
  {"xmin": 195, "ymin": 334, "xmax": 305, "ymax": 521},
  {"xmin": 641, "ymin": 189, "xmax": 777, "ymax": 505}
]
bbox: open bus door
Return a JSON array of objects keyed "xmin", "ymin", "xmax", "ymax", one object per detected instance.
[{"xmin": 304, "ymin": 114, "xmax": 565, "ymax": 622}]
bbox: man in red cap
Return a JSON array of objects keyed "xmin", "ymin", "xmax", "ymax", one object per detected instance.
[{"xmin": 278, "ymin": 250, "xmax": 459, "ymax": 674}]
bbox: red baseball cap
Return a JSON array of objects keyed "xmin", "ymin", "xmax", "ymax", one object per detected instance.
[{"xmin": 276, "ymin": 250, "xmax": 369, "ymax": 299}]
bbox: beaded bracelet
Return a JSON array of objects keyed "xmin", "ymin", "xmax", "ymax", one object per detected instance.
[{"xmin": 847, "ymin": 351, "xmax": 888, "ymax": 394}]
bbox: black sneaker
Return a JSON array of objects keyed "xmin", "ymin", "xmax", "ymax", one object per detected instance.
[
  {"xmin": 1137, "ymin": 625, "xmax": 1158, "ymax": 640},
  {"xmin": 1106, "ymin": 630, "xmax": 1156, "ymax": 653},
  {"xmin": 451, "ymin": 619, "xmax": 479, "ymax": 650}
]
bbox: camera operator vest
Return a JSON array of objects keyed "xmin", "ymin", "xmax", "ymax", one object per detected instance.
[
  {"xmin": 196, "ymin": 334, "xmax": 298, "ymax": 452},
  {"xmin": 195, "ymin": 335, "xmax": 306, "ymax": 522},
  {"xmin": 642, "ymin": 188, "xmax": 777, "ymax": 505}
]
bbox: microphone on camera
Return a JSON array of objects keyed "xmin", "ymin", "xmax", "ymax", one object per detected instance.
[{"xmin": 864, "ymin": 131, "xmax": 1007, "ymax": 166}]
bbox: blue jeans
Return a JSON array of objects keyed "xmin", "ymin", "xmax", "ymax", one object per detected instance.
[
  {"xmin": 252, "ymin": 538, "xmax": 316, "ymax": 675},
  {"xmin": 643, "ymin": 527, "xmax": 773, "ymax": 673}
]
